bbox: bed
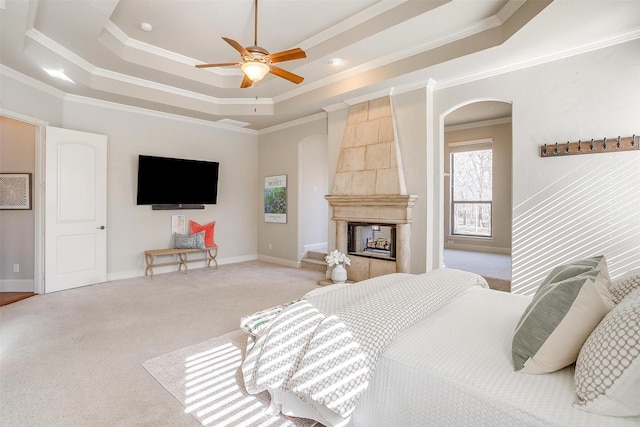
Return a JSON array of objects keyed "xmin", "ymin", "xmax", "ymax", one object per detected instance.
[{"xmin": 240, "ymin": 259, "xmax": 640, "ymax": 427}]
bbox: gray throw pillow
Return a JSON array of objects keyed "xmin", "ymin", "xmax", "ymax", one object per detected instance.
[{"xmin": 174, "ymin": 231, "xmax": 206, "ymax": 249}]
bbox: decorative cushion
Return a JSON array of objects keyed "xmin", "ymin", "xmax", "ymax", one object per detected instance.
[
  {"xmin": 189, "ymin": 220, "xmax": 216, "ymax": 247},
  {"xmin": 174, "ymin": 231, "xmax": 206, "ymax": 249},
  {"xmin": 537, "ymin": 255, "xmax": 610, "ymax": 291},
  {"xmin": 574, "ymin": 287, "xmax": 640, "ymax": 416},
  {"xmin": 240, "ymin": 300, "xmax": 298, "ymax": 337},
  {"xmin": 512, "ymin": 267, "xmax": 614, "ymax": 374},
  {"xmin": 609, "ymin": 269, "xmax": 640, "ymax": 305}
]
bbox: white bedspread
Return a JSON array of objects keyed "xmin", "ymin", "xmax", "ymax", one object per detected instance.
[
  {"xmin": 350, "ymin": 287, "xmax": 640, "ymax": 426},
  {"xmin": 241, "ymin": 269, "xmax": 488, "ymax": 420}
]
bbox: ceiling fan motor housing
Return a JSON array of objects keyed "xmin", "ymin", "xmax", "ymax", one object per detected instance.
[{"xmin": 245, "ymin": 46, "xmax": 269, "ymax": 63}]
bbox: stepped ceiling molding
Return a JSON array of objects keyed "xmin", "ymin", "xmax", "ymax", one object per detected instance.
[{"xmin": 1, "ymin": 0, "xmax": 639, "ymax": 130}]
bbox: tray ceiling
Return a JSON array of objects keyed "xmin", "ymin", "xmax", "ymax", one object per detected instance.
[{"xmin": 1, "ymin": 0, "xmax": 639, "ymax": 130}]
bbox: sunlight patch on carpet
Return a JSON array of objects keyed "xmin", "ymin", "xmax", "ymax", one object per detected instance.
[{"xmin": 142, "ymin": 330, "xmax": 318, "ymax": 427}]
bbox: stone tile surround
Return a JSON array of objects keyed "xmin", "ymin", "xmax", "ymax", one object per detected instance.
[{"xmin": 326, "ymin": 96, "xmax": 417, "ymax": 282}]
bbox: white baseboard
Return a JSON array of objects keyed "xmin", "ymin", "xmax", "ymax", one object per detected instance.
[
  {"xmin": 0, "ymin": 279, "xmax": 35, "ymax": 292},
  {"xmin": 444, "ymin": 243, "xmax": 511, "ymax": 255},
  {"xmin": 105, "ymin": 254, "xmax": 259, "ymax": 282}
]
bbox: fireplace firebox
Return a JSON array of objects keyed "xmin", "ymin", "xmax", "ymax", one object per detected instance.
[{"xmin": 347, "ymin": 222, "xmax": 396, "ymax": 261}]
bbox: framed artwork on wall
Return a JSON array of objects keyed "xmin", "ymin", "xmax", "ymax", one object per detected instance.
[
  {"xmin": 171, "ymin": 214, "xmax": 186, "ymax": 234},
  {"xmin": 264, "ymin": 175, "xmax": 287, "ymax": 223},
  {"xmin": 0, "ymin": 173, "xmax": 32, "ymax": 210}
]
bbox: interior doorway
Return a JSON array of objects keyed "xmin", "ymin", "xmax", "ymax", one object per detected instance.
[
  {"xmin": 0, "ymin": 115, "xmax": 40, "ymax": 295},
  {"xmin": 441, "ymin": 101, "xmax": 513, "ymax": 290}
]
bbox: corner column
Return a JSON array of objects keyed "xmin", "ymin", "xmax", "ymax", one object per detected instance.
[
  {"xmin": 395, "ymin": 223, "xmax": 410, "ymax": 273},
  {"xmin": 336, "ymin": 220, "xmax": 348, "ymax": 253}
]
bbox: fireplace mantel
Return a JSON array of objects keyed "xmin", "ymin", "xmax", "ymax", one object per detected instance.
[{"xmin": 324, "ymin": 194, "xmax": 418, "ymax": 223}]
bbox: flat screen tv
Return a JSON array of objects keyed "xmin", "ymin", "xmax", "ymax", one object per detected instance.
[{"xmin": 136, "ymin": 155, "xmax": 219, "ymax": 208}]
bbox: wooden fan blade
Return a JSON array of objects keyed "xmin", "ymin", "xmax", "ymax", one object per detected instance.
[
  {"xmin": 269, "ymin": 66, "xmax": 304, "ymax": 84},
  {"xmin": 222, "ymin": 37, "xmax": 251, "ymax": 57},
  {"xmin": 195, "ymin": 62, "xmax": 238, "ymax": 68},
  {"xmin": 240, "ymin": 74, "xmax": 253, "ymax": 88},
  {"xmin": 266, "ymin": 48, "xmax": 306, "ymax": 64}
]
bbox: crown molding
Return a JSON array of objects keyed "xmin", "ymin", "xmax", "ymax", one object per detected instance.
[
  {"xmin": 24, "ymin": 28, "xmax": 274, "ymax": 109},
  {"xmin": 322, "ymin": 78, "xmax": 432, "ymax": 112},
  {"xmin": 436, "ymin": 27, "xmax": 640, "ymax": 90},
  {"xmin": 274, "ymin": 12, "xmax": 502, "ymax": 105},
  {"xmin": 0, "ymin": 107, "xmax": 49, "ymax": 126},
  {"xmin": 259, "ymin": 112, "xmax": 327, "ymax": 135},
  {"xmin": 64, "ymin": 93, "xmax": 258, "ymax": 135},
  {"xmin": 1, "ymin": 64, "xmax": 66, "ymax": 99},
  {"xmin": 297, "ymin": 0, "xmax": 406, "ymax": 51},
  {"xmin": 445, "ymin": 117, "xmax": 512, "ymax": 132},
  {"xmin": 497, "ymin": 0, "xmax": 527, "ymax": 23}
]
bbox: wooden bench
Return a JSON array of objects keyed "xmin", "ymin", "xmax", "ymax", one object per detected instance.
[{"xmin": 144, "ymin": 245, "xmax": 218, "ymax": 278}]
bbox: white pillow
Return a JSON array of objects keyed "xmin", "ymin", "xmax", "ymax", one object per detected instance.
[
  {"xmin": 609, "ymin": 269, "xmax": 640, "ymax": 305},
  {"xmin": 574, "ymin": 287, "xmax": 640, "ymax": 416}
]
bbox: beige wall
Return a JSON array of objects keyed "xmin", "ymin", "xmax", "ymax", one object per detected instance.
[
  {"xmin": 2, "ymin": 39, "xmax": 639, "ymax": 294},
  {"xmin": 1, "ymin": 75, "xmax": 260, "ymax": 281},
  {"xmin": 444, "ymin": 121, "xmax": 512, "ymax": 254},
  {"xmin": 258, "ymin": 118, "xmax": 327, "ymax": 266},
  {"xmin": 61, "ymin": 100, "xmax": 260, "ymax": 279},
  {"xmin": 0, "ymin": 116, "xmax": 36, "ymax": 291}
]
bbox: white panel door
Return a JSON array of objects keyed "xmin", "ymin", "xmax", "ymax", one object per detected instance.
[{"xmin": 45, "ymin": 126, "xmax": 107, "ymax": 293}]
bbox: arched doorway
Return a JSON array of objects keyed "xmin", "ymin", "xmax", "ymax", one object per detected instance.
[{"xmin": 441, "ymin": 100, "xmax": 513, "ymax": 291}]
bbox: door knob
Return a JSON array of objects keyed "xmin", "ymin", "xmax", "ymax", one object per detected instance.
[{"xmin": 97, "ymin": 225, "xmax": 105, "ymax": 230}]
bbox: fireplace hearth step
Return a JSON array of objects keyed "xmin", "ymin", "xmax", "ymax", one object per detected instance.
[{"xmin": 301, "ymin": 251, "xmax": 328, "ymax": 273}]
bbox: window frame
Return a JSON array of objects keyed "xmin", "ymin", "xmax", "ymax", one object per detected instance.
[{"xmin": 448, "ymin": 138, "xmax": 493, "ymax": 238}]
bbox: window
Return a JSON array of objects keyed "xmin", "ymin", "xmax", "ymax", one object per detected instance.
[{"xmin": 450, "ymin": 142, "xmax": 492, "ymax": 237}]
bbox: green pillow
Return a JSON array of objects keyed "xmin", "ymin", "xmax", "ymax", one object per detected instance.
[{"xmin": 512, "ymin": 266, "xmax": 613, "ymax": 374}]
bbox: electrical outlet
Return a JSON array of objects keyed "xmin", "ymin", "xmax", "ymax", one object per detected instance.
[{"xmin": 13, "ymin": 264, "xmax": 19, "ymax": 273}]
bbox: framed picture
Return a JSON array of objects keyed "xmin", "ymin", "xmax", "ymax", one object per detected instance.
[
  {"xmin": 171, "ymin": 214, "xmax": 186, "ymax": 234},
  {"xmin": 0, "ymin": 173, "xmax": 32, "ymax": 210},
  {"xmin": 264, "ymin": 175, "xmax": 287, "ymax": 223}
]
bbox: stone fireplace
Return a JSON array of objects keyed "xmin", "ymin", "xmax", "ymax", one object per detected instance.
[{"xmin": 325, "ymin": 96, "xmax": 417, "ymax": 282}]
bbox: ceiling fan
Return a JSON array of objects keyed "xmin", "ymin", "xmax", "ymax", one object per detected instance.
[{"xmin": 195, "ymin": 0, "xmax": 306, "ymax": 88}]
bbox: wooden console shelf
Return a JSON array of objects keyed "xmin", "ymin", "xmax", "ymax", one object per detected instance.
[{"xmin": 144, "ymin": 245, "xmax": 218, "ymax": 278}]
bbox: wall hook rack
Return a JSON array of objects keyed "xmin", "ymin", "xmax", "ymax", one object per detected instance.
[{"xmin": 540, "ymin": 134, "xmax": 638, "ymax": 157}]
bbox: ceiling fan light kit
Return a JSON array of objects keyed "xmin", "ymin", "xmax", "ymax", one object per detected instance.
[
  {"xmin": 195, "ymin": 0, "xmax": 306, "ymax": 88},
  {"xmin": 241, "ymin": 61, "xmax": 270, "ymax": 82}
]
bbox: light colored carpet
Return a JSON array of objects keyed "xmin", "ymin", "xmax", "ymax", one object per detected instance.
[
  {"xmin": 444, "ymin": 249, "xmax": 512, "ymax": 292},
  {"xmin": 143, "ymin": 329, "xmax": 318, "ymax": 427},
  {"xmin": 0, "ymin": 261, "xmax": 324, "ymax": 427}
]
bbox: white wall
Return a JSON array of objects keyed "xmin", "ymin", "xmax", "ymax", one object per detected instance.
[{"xmin": 433, "ymin": 39, "xmax": 640, "ymax": 294}]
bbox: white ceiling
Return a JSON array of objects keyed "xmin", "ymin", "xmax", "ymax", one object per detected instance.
[{"xmin": 1, "ymin": 0, "xmax": 639, "ymax": 130}]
